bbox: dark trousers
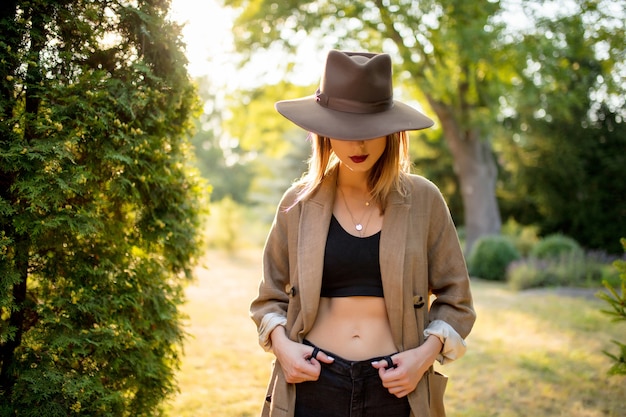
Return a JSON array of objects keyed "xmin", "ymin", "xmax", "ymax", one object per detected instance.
[{"xmin": 295, "ymin": 340, "xmax": 410, "ymax": 417}]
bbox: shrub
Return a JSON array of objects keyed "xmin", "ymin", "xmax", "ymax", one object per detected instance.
[
  {"xmin": 596, "ymin": 238, "xmax": 626, "ymax": 376},
  {"xmin": 507, "ymin": 258, "xmax": 557, "ymax": 290},
  {"xmin": 501, "ymin": 218, "xmax": 540, "ymax": 256},
  {"xmin": 530, "ymin": 234, "xmax": 583, "ymax": 260},
  {"xmin": 507, "ymin": 252, "xmax": 606, "ymax": 290},
  {"xmin": 468, "ymin": 235, "xmax": 521, "ymax": 281}
]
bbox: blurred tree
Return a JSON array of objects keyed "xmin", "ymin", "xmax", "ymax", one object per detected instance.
[
  {"xmin": 498, "ymin": 12, "xmax": 626, "ymax": 253},
  {"xmin": 224, "ymin": 0, "xmax": 513, "ymax": 252},
  {"xmin": 0, "ymin": 0, "xmax": 206, "ymax": 414},
  {"xmin": 412, "ymin": 133, "xmax": 464, "ymax": 227},
  {"xmin": 501, "ymin": 105, "xmax": 626, "ymax": 253},
  {"xmin": 191, "ymin": 76, "xmax": 254, "ymax": 203},
  {"xmin": 224, "ymin": 82, "xmax": 312, "ymax": 208},
  {"xmin": 224, "ymin": 0, "xmax": 624, "ymax": 253}
]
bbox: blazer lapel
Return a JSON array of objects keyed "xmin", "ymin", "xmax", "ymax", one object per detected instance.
[
  {"xmin": 380, "ymin": 190, "xmax": 409, "ymax": 350},
  {"xmin": 297, "ymin": 172, "xmax": 336, "ymax": 334}
]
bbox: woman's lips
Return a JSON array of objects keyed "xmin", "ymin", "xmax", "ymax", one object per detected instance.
[{"xmin": 350, "ymin": 155, "xmax": 368, "ymax": 163}]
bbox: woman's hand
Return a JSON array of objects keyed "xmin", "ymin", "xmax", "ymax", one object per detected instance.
[
  {"xmin": 270, "ymin": 326, "xmax": 334, "ymax": 384},
  {"xmin": 372, "ymin": 336, "xmax": 443, "ymax": 398}
]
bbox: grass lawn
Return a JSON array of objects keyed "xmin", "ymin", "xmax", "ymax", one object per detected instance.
[{"xmin": 165, "ymin": 249, "xmax": 626, "ymax": 417}]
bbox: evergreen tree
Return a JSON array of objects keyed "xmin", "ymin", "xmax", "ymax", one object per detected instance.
[{"xmin": 0, "ymin": 0, "xmax": 206, "ymax": 414}]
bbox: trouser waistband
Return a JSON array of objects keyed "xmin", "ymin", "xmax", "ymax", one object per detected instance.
[{"xmin": 303, "ymin": 339, "xmax": 397, "ymax": 379}]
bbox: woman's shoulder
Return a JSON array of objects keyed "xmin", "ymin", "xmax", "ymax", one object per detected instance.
[
  {"xmin": 399, "ymin": 173, "xmax": 452, "ymax": 213},
  {"xmin": 403, "ymin": 173, "xmax": 442, "ymax": 195},
  {"xmin": 276, "ymin": 182, "xmax": 307, "ymax": 213},
  {"xmin": 278, "ymin": 169, "xmax": 336, "ymax": 211}
]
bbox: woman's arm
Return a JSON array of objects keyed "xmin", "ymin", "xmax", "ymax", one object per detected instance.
[{"xmin": 250, "ymin": 192, "xmax": 294, "ymax": 351}]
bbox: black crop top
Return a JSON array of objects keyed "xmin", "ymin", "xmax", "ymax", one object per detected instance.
[{"xmin": 320, "ymin": 215, "xmax": 384, "ymax": 297}]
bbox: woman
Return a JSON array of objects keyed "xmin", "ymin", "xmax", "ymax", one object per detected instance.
[{"xmin": 250, "ymin": 50, "xmax": 476, "ymax": 417}]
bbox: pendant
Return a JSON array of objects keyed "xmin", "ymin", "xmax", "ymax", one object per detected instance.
[{"xmin": 355, "ymin": 224, "xmax": 363, "ymax": 231}]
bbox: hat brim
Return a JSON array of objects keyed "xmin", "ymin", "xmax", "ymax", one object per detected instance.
[{"xmin": 275, "ymin": 96, "xmax": 434, "ymax": 140}]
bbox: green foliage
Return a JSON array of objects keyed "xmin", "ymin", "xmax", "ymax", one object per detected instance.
[
  {"xmin": 204, "ymin": 198, "xmax": 270, "ymax": 251},
  {"xmin": 412, "ymin": 132, "xmax": 464, "ymax": 225},
  {"xmin": 206, "ymin": 197, "xmax": 242, "ymax": 251},
  {"xmin": 224, "ymin": 0, "xmax": 626, "ymax": 255},
  {"xmin": 506, "ymin": 253, "xmax": 612, "ymax": 291},
  {"xmin": 224, "ymin": 82, "xmax": 314, "ymax": 158},
  {"xmin": 226, "ymin": 0, "xmax": 515, "ymax": 252},
  {"xmin": 497, "ymin": 10, "xmax": 626, "ymax": 254},
  {"xmin": 506, "ymin": 235, "xmax": 618, "ymax": 290},
  {"xmin": 467, "ymin": 235, "xmax": 521, "ymax": 281},
  {"xmin": 530, "ymin": 234, "xmax": 584, "ymax": 260},
  {"xmin": 0, "ymin": 1, "xmax": 207, "ymax": 415},
  {"xmin": 501, "ymin": 218, "xmax": 540, "ymax": 257},
  {"xmin": 500, "ymin": 103, "xmax": 626, "ymax": 254},
  {"xmin": 190, "ymin": 76, "xmax": 255, "ymax": 204},
  {"xmin": 597, "ymin": 239, "xmax": 626, "ymax": 376}
]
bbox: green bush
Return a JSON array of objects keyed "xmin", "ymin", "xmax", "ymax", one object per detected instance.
[
  {"xmin": 468, "ymin": 235, "xmax": 521, "ymax": 281},
  {"xmin": 530, "ymin": 234, "xmax": 583, "ymax": 260},
  {"xmin": 507, "ymin": 252, "xmax": 606, "ymax": 290},
  {"xmin": 501, "ymin": 218, "xmax": 539, "ymax": 256},
  {"xmin": 507, "ymin": 259, "xmax": 557, "ymax": 290}
]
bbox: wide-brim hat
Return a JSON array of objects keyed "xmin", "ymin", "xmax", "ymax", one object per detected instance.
[{"xmin": 275, "ymin": 50, "xmax": 434, "ymax": 140}]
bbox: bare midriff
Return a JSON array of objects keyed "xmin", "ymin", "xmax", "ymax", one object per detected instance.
[{"xmin": 305, "ymin": 296, "xmax": 397, "ymax": 361}]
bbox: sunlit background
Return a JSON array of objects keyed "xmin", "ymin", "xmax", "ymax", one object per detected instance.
[
  {"xmin": 169, "ymin": 0, "xmax": 322, "ymax": 90},
  {"xmin": 168, "ymin": 0, "xmax": 235, "ymax": 79},
  {"xmin": 2, "ymin": 2, "xmax": 624, "ymax": 416}
]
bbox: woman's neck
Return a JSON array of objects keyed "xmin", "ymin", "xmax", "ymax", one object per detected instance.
[{"xmin": 336, "ymin": 164, "xmax": 369, "ymax": 192}]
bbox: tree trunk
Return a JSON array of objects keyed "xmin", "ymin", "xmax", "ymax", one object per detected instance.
[{"xmin": 428, "ymin": 99, "xmax": 502, "ymax": 255}]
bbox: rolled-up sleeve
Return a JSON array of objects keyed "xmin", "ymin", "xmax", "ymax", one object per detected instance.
[{"xmin": 424, "ymin": 319, "xmax": 467, "ymax": 364}]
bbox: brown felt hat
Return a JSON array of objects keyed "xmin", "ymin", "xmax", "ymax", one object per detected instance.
[{"xmin": 275, "ymin": 50, "xmax": 434, "ymax": 140}]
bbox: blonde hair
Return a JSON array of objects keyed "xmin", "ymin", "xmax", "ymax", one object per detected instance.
[{"xmin": 290, "ymin": 131, "xmax": 412, "ymax": 213}]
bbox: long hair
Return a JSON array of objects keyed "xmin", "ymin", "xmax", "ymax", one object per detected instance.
[{"xmin": 290, "ymin": 131, "xmax": 412, "ymax": 213}]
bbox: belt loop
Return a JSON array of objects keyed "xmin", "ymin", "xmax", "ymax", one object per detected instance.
[
  {"xmin": 308, "ymin": 346, "xmax": 321, "ymax": 361},
  {"xmin": 383, "ymin": 355, "xmax": 397, "ymax": 370}
]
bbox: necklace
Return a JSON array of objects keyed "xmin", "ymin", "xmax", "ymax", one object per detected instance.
[{"xmin": 339, "ymin": 187, "xmax": 374, "ymax": 236}]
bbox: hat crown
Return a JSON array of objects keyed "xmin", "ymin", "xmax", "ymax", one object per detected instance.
[
  {"xmin": 316, "ymin": 50, "xmax": 393, "ymax": 114},
  {"xmin": 274, "ymin": 49, "xmax": 434, "ymax": 140}
]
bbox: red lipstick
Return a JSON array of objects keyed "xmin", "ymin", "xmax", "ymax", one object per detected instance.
[{"xmin": 350, "ymin": 155, "xmax": 368, "ymax": 163}]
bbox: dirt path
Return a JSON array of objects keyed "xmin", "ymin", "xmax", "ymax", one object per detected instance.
[{"xmin": 166, "ymin": 249, "xmax": 272, "ymax": 417}]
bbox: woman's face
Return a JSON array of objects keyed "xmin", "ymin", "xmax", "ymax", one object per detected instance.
[{"xmin": 330, "ymin": 136, "xmax": 387, "ymax": 173}]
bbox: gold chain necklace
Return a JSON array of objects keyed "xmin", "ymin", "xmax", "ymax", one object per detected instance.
[{"xmin": 339, "ymin": 187, "xmax": 374, "ymax": 237}]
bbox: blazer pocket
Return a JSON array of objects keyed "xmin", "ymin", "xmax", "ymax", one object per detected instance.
[
  {"xmin": 428, "ymin": 370, "xmax": 448, "ymax": 417},
  {"xmin": 261, "ymin": 361, "xmax": 275, "ymax": 417},
  {"xmin": 266, "ymin": 361, "xmax": 290, "ymax": 416}
]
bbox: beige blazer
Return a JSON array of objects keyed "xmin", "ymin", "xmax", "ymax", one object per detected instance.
[{"xmin": 251, "ymin": 168, "xmax": 476, "ymax": 417}]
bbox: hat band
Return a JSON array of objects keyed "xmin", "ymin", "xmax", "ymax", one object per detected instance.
[{"xmin": 315, "ymin": 89, "xmax": 393, "ymax": 114}]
